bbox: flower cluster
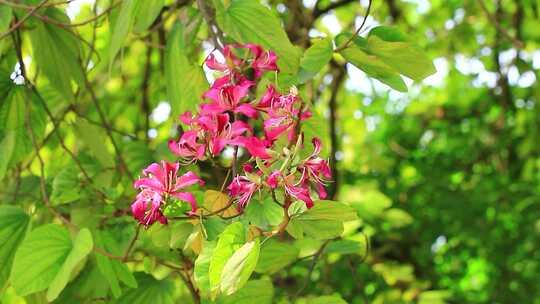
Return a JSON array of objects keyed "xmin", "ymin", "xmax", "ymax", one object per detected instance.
[{"xmin": 132, "ymin": 44, "xmax": 331, "ymax": 227}]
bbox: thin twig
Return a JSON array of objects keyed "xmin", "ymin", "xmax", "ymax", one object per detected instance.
[
  {"xmin": 294, "ymin": 240, "xmax": 330, "ymax": 298},
  {"xmin": 196, "ymin": 0, "xmax": 224, "ymax": 52},
  {"xmin": 82, "ymin": 73, "xmax": 135, "ymax": 182},
  {"xmin": 0, "ymin": 0, "xmax": 72, "ymax": 9},
  {"xmin": 141, "ymin": 42, "xmax": 153, "ymax": 142},
  {"xmin": 21, "ymin": 1, "xmax": 120, "ymax": 28},
  {"xmin": 313, "ymin": 0, "xmax": 355, "ymax": 18},
  {"xmin": 122, "ymin": 225, "xmax": 141, "ymax": 262},
  {"xmin": 334, "ymin": 0, "xmax": 373, "ymax": 52},
  {"xmin": 0, "ymin": 0, "xmax": 49, "ymax": 40}
]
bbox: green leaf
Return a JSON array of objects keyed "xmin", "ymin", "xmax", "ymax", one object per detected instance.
[
  {"xmin": 325, "ymin": 238, "xmax": 367, "ymax": 255},
  {"xmin": 114, "ymin": 273, "xmax": 174, "ymax": 304},
  {"xmin": 165, "ymin": 20, "xmax": 208, "ymax": 116},
  {"xmin": 244, "ymin": 197, "xmax": 283, "ymax": 230},
  {"xmin": 50, "ymin": 166, "xmax": 81, "ymax": 205},
  {"xmin": 0, "ymin": 6, "xmax": 11, "ymax": 34},
  {"xmin": 133, "ymin": 0, "xmax": 165, "ymax": 33},
  {"xmin": 287, "ymin": 201, "xmax": 357, "ymax": 240},
  {"xmin": 384, "ymin": 208, "xmax": 414, "ymax": 228},
  {"xmin": 220, "ymin": 238, "xmax": 260, "ymax": 295},
  {"xmin": 215, "ymin": 0, "xmax": 301, "ymax": 74},
  {"xmin": 298, "ymin": 37, "xmax": 333, "ymax": 83},
  {"xmin": 287, "ymin": 219, "xmax": 343, "ymax": 240},
  {"xmin": 208, "ymin": 222, "xmax": 245, "ymax": 293},
  {"xmin": 367, "ymin": 26, "xmax": 436, "ymax": 81},
  {"xmin": 94, "ymin": 231, "xmax": 137, "ymax": 299},
  {"xmin": 348, "ymin": 188, "xmax": 392, "ymax": 220},
  {"xmin": 255, "ymin": 239, "xmax": 298, "ymax": 274},
  {"xmin": 73, "ymin": 119, "xmax": 115, "ymax": 168},
  {"xmin": 29, "ymin": 8, "xmax": 83, "ymax": 100},
  {"xmin": 299, "ymin": 200, "xmax": 358, "ymax": 221},
  {"xmin": 109, "ymin": 0, "xmax": 142, "ymax": 68},
  {"xmin": 0, "ymin": 86, "xmax": 46, "ymax": 181},
  {"xmin": 46, "ymin": 228, "xmax": 93, "ymax": 301},
  {"xmin": 194, "ymin": 241, "xmax": 217, "ymax": 293},
  {"xmin": 10, "ymin": 225, "xmax": 93, "ymax": 300},
  {"xmin": 218, "ymin": 279, "xmax": 274, "ymax": 304},
  {"xmin": 336, "ymin": 26, "xmax": 435, "ymax": 92},
  {"xmin": 0, "ymin": 206, "xmax": 30, "ymax": 289},
  {"xmin": 336, "ymin": 32, "xmax": 407, "ymax": 92},
  {"xmin": 308, "ymin": 295, "xmax": 348, "ymax": 304},
  {"xmin": 418, "ymin": 290, "xmax": 451, "ymax": 304}
]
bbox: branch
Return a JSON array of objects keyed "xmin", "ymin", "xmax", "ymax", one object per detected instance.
[
  {"xmin": 177, "ymin": 270, "xmax": 200, "ymax": 304},
  {"xmin": 0, "ymin": 0, "xmax": 72, "ymax": 9},
  {"xmin": 14, "ymin": 1, "xmax": 120, "ymax": 28},
  {"xmin": 327, "ymin": 64, "xmax": 346, "ymax": 199},
  {"xmin": 313, "ymin": 0, "xmax": 355, "ymax": 19},
  {"xmin": 478, "ymin": 0, "xmax": 524, "ymax": 49},
  {"xmin": 294, "ymin": 240, "xmax": 330, "ymax": 298},
  {"xmin": 334, "ymin": 0, "xmax": 373, "ymax": 52},
  {"xmin": 141, "ymin": 42, "xmax": 152, "ymax": 142},
  {"xmin": 0, "ymin": 0, "xmax": 49, "ymax": 40},
  {"xmin": 196, "ymin": 0, "xmax": 224, "ymax": 52},
  {"xmin": 81, "ymin": 73, "xmax": 135, "ymax": 182}
]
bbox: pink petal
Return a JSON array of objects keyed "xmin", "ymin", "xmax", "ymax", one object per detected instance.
[
  {"xmin": 234, "ymin": 104, "xmax": 258, "ymax": 118},
  {"xmin": 172, "ymin": 192, "xmax": 198, "ymax": 214},
  {"xmin": 133, "ymin": 177, "xmax": 164, "ymax": 192},
  {"xmin": 175, "ymin": 171, "xmax": 204, "ymax": 189},
  {"xmin": 267, "ymin": 171, "xmax": 281, "ymax": 188}
]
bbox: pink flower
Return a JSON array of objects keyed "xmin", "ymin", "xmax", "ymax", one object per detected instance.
[
  {"xmin": 169, "ymin": 130, "xmax": 206, "ymax": 161},
  {"xmin": 198, "ymin": 113, "xmax": 251, "ymax": 156},
  {"xmin": 228, "ymin": 175, "xmax": 259, "ymax": 208},
  {"xmin": 132, "ymin": 161, "xmax": 204, "ymax": 226},
  {"xmin": 266, "ymin": 171, "xmax": 314, "ymax": 208},
  {"xmin": 297, "ymin": 138, "xmax": 331, "ymax": 199},
  {"xmin": 260, "ymin": 86, "xmax": 311, "ymax": 142},
  {"xmin": 205, "ymin": 44, "xmax": 278, "ymax": 78},
  {"xmin": 169, "ymin": 112, "xmax": 251, "ymax": 160},
  {"xmin": 267, "ymin": 171, "xmax": 281, "ymax": 188},
  {"xmin": 243, "ymin": 44, "xmax": 279, "ymax": 77},
  {"xmin": 131, "ymin": 189, "xmax": 167, "ymax": 226},
  {"xmin": 204, "ymin": 45, "xmax": 242, "ymax": 72},
  {"xmin": 230, "ymin": 136, "xmax": 272, "ymax": 159},
  {"xmin": 201, "ymin": 76, "xmax": 257, "ymax": 118}
]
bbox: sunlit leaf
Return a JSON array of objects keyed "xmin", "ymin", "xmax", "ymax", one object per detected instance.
[
  {"xmin": 165, "ymin": 20, "xmax": 208, "ymax": 116},
  {"xmin": 220, "ymin": 238, "xmax": 260, "ymax": 295},
  {"xmin": 29, "ymin": 8, "xmax": 83, "ymax": 100},
  {"xmin": 255, "ymin": 239, "xmax": 298, "ymax": 274},
  {"xmin": 217, "ymin": 279, "xmax": 274, "ymax": 304},
  {"xmin": 208, "ymin": 222, "xmax": 245, "ymax": 294},
  {"xmin": 298, "ymin": 37, "xmax": 333, "ymax": 83},
  {"xmin": 10, "ymin": 225, "xmax": 93, "ymax": 301},
  {"xmin": 0, "ymin": 206, "xmax": 30, "ymax": 289}
]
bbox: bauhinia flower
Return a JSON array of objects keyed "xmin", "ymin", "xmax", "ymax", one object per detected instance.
[
  {"xmin": 266, "ymin": 171, "xmax": 314, "ymax": 208},
  {"xmin": 201, "ymin": 75, "xmax": 257, "ymax": 118},
  {"xmin": 205, "ymin": 44, "xmax": 278, "ymax": 78},
  {"xmin": 131, "ymin": 161, "xmax": 204, "ymax": 226},
  {"xmin": 230, "ymin": 135, "xmax": 272, "ymax": 159},
  {"xmin": 260, "ymin": 86, "xmax": 312, "ymax": 142},
  {"xmin": 228, "ymin": 175, "xmax": 260, "ymax": 208},
  {"xmin": 297, "ymin": 137, "xmax": 332, "ymax": 199}
]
